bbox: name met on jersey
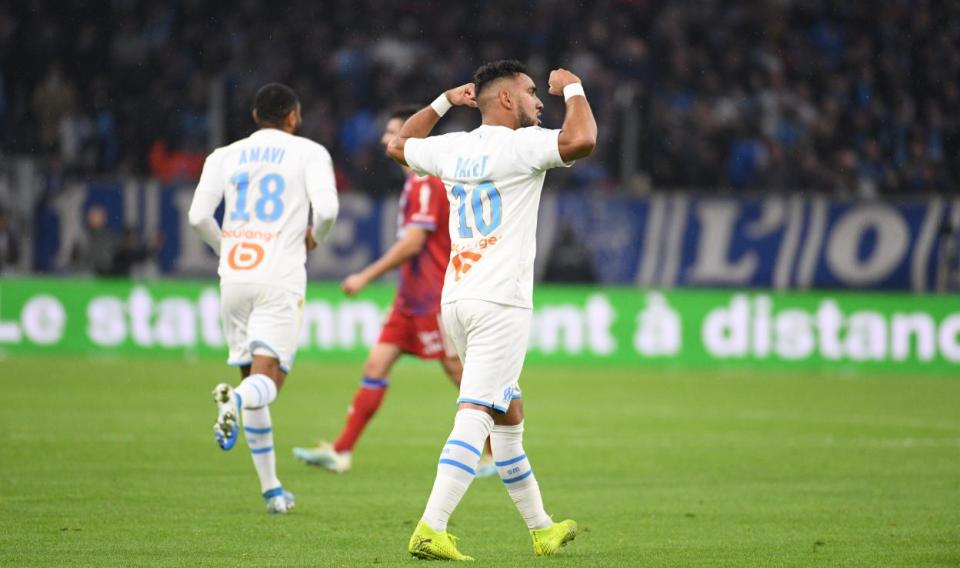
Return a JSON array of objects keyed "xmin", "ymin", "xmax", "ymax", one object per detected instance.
[{"xmin": 454, "ymin": 155, "xmax": 490, "ymax": 178}]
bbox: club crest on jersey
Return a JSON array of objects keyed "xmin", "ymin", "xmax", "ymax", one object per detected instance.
[{"xmin": 227, "ymin": 242, "xmax": 265, "ymax": 270}]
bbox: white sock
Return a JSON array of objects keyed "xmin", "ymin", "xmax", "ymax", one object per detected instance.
[
  {"xmin": 421, "ymin": 409, "xmax": 493, "ymax": 531},
  {"xmin": 242, "ymin": 405, "xmax": 281, "ymax": 494},
  {"xmin": 235, "ymin": 374, "xmax": 277, "ymax": 409},
  {"xmin": 491, "ymin": 422, "xmax": 552, "ymax": 530}
]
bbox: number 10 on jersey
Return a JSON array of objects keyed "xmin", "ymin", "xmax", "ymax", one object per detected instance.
[{"xmin": 451, "ymin": 181, "xmax": 502, "ymax": 238}]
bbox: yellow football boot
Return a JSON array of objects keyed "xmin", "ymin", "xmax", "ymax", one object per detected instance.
[
  {"xmin": 530, "ymin": 519, "xmax": 578, "ymax": 556},
  {"xmin": 408, "ymin": 520, "xmax": 475, "ymax": 561}
]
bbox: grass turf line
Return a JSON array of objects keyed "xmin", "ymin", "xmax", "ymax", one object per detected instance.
[{"xmin": 0, "ymin": 357, "xmax": 958, "ymax": 567}]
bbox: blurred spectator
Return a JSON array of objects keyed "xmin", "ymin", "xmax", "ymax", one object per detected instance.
[
  {"xmin": 0, "ymin": 0, "xmax": 957, "ymax": 193},
  {"xmin": 113, "ymin": 227, "xmax": 162, "ymax": 276},
  {"xmin": 544, "ymin": 221, "xmax": 597, "ymax": 284},
  {"xmin": 31, "ymin": 63, "xmax": 77, "ymax": 156},
  {"xmin": 71, "ymin": 205, "xmax": 160, "ymax": 277},
  {"xmin": 148, "ymin": 140, "xmax": 205, "ymax": 184},
  {"xmin": 0, "ymin": 209, "xmax": 19, "ymax": 274},
  {"xmin": 938, "ymin": 220, "xmax": 960, "ymax": 292},
  {"xmin": 71, "ymin": 205, "xmax": 117, "ymax": 276}
]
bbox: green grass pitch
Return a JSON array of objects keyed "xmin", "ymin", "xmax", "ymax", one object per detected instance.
[{"xmin": 1, "ymin": 356, "xmax": 958, "ymax": 567}]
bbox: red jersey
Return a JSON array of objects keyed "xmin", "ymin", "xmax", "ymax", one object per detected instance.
[{"xmin": 394, "ymin": 172, "xmax": 450, "ymax": 316}]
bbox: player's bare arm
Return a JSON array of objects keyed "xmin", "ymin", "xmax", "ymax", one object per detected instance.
[
  {"xmin": 341, "ymin": 227, "xmax": 429, "ymax": 296},
  {"xmin": 386, "ymin": 83, "xmax": 477, "ymax": 166},
  {"xmin": 548, "ymin": 68, "xmax": 597, "ymax": 163}
]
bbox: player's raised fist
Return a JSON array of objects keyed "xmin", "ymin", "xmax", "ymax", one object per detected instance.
[
  {"xmin": 445, "ymin": 83, "xmax": 478, "ymax": 108},
  {"xmin": 548, "ymin": 69, "xmax": 581, "ymax": 96}
]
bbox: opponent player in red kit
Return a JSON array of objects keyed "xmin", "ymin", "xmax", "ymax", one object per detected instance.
[{"xmin": 293, "ymin": 106, "xmax": 494, "ymax": 475}]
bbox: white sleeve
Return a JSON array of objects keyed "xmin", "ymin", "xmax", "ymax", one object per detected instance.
[
  {"xmin": 404, "ymin": 136, "xmax": 445, "ymax": 177},
  {"xmin": 513, "ymin": 127, "xmax": 572, "ymax": 172},
  {"xmin": 188, "ymin": 150, "xmax": 224, "ymax": 254},
  {"xmin": 305, "ymin": 146, "xmax": 339, "ymax": 243}
]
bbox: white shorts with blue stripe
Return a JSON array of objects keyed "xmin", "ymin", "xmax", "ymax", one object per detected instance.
[
  {"xmin": 441, "ymin": 299, "xmax": 528, "ymax": 413},
  {"xmin": 221, "ymin": 283, "xmax": 303, "ymax": 373}
]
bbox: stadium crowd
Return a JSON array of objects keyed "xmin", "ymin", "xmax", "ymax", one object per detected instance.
[{"xmin": 1, "ymin": 0, "xmax": 958, "ymax": 195}]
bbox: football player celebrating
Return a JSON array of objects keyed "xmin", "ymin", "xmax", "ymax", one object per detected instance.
[{"xmin": 293, "ymin": 106, "xmax": 495, "ymax": 476}]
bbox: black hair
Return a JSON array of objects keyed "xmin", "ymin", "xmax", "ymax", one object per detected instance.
[
  {"xmin": 473, "ymin": 59, "xmax": 528, "ymax": 96},
  {"xmin": 388, "ymin": 104, "xmax": 422, "ymax": 122},
  {"xmin": 253, "ymin": 83, "xmax": 299, "ymax": 126}
]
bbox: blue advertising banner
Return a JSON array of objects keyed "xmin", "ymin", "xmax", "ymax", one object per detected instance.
[
  {"xmin": 546, "ymin": 193, "xmax": 957, "ymax": 291},
  {"xmin": 31, "ymin": 181, "xmax": 960, "ymax": 291}
]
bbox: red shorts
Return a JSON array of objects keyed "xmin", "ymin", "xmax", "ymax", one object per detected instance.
[{"xmin": 378, "ymin": 309, "xmax": 453, "ymax": 360}]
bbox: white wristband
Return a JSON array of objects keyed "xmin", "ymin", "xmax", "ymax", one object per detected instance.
[
  {"xmin": 563, "ymin": 83, "xmax": 586, "ymax": 101},
  {"xmin": 430, "ymin": 93, "xmax": 453, "ymax": 117}
]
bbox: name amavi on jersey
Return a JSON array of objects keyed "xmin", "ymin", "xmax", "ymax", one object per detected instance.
[{"xmin": 238, "ymin": 146, "xmax": 287, "ymax": 165}]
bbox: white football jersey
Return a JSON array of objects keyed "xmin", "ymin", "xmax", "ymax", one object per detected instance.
[
  {"xmin": 188, "ymin": 128, "xmax": 338, "ymax": 295},
  {"xmin": 405, "ymin": 125, "xmax": 570, "ymax": 308}
]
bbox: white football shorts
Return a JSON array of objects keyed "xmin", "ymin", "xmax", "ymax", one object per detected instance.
[
  {"xmin": 441, "ymin": 299, "xmax": 529, "ymax": 413},
  {"xmin": 220, "ymin": 283, "xmax": 304, "ymax": 373}
]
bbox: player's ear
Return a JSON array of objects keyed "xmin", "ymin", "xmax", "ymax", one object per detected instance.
[
  {"xmin": 499, "ymin": 88, "xmax": 513, "ymax": 110},
  {"xmin": 252, "ymin": 109, "xmax": 259, "ymax": 125}
]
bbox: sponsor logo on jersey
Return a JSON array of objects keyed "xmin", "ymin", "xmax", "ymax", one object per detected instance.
[
  {"xmin": 222, "ymin": 229, "xmax": 278, "ymax": 242},
  {"xmin": 452, "ymin": 235, "xmax": 499, "ymax": 253},
  {"xmin": 227, "ymin": 242, "xmax": 265, "ymax": 270},
  {"xmin": 451, "ymin": 251, "xmax": 481, "ymax": 281}
]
